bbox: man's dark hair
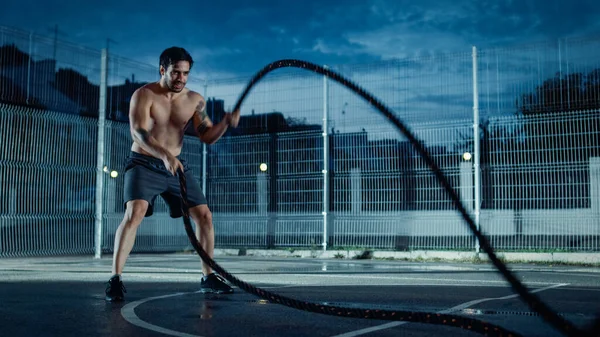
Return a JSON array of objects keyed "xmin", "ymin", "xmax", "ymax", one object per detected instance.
[{"xmin": 159, "ymin": 46, "xmax": 194, "ymax": 72}]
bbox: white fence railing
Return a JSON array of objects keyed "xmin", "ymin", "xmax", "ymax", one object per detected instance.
[{"xmin": 2, "ymin": 25, "xmax": 600, "ymax": 256}]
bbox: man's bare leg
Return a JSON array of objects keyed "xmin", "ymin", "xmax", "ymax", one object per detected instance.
[
  {"xmin": 112, "ymin": 200, "xmax": 149, "ymax": 276},
  {"xmin": 190, "ymin": 204, "xmax": 214, "ymax": 276},
  {"xmin": 106, "ymin": 200, "xmax": 148, "ymax": 301},
  {"xmin": 190, "ymin": 204, "xmax": 233, "ymax": 293}
]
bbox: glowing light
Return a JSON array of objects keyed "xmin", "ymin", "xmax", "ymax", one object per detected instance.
[
  {"xmin": 259, "ymin": 163, "xmax": 268, "ymax": 172},
  {"xmin": 462, "ymin": 152, "xmax": 472, "ymax": 161},
  {"xmin": 103, "ymin": 166, "xmax": 109, "ymax": 172},
  {"xmin": 110, "ymin": 170, "xmax": 118, "ymax": 178}
]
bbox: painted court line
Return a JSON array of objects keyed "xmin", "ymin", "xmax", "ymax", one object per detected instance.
[
  {"xmin": 329, "ymin": 283, "xmax": 569, "ymax": 337},
  {"xmin": 122, "ymin": 291, "xmax": 203, "ymax": 337},
  {"xmin": 316, "ymin": 273, "xmax": 564, "ymax": 286},
  {"xmin": 122, "ymin": 283, "xmax": 568, "ymax": 337},
  {"xmin": 121, "ymin": 285, "xmax": 296, "ymax": 337}
]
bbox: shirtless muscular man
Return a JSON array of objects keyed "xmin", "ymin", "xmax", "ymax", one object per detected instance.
[{"xmin": 105, "ymin": 46, "xmax": 239, "ymax": 301}]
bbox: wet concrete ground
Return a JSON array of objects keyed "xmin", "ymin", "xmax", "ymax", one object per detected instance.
[{"xmin": 0, "ymin": 254, "xmax": 599, "ymax": 337}]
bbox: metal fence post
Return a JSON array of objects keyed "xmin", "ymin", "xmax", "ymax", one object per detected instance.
[
  {"xmin": 94, "ymin": 48, "xmax": 108, "ymax": 259},
  {"xmin": 322, "ymin": 65, "xmax": 329, "ymax": 251},
  {"xmin": 26, "ymin": 32, "xmax": 32, "ymax": 104},
  {"xmin": 472, "ymin": 46, "xmax": 482, "ymax": 254}
]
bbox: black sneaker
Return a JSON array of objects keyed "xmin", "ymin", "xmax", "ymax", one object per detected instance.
[
  {"xmin": 105, "ymin": 275, "xmax": 127, "ymax": 302},
  {"xmin": 200, "ymin": 273, "xmax": 234, "ymax": 294}
]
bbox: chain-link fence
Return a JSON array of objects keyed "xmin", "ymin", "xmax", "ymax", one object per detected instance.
[{"xmin": 1, "ymin": 24, "xmax": 600, "ymax": 257}]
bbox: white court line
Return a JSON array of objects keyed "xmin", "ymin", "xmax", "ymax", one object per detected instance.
[
  {"xmin": 315, "ymin": 274, "xmax": 563, "ymax": 286},
  {"xmin": 121, "ymin": 291, "xmax": 203, "ymax": 337},
  {"xmin": 329, "ymin": 283, "xmax": 569, "ymax": 337},
  {"xmin": 122, "ymin": 282, "xmax": 568, "ymax": 337},
  {"xmin": 120, "ymin": 285, "xmax": 297, "ymax": 337}
]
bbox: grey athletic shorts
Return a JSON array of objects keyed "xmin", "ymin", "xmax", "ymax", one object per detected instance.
[{"xmin": 123, "ymin": 151, "xmax": 207, "ymax": 218}]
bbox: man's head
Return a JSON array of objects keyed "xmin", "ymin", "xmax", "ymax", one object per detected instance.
[{"xmin": 159, "ymin": 47, "xmax": 194, "ymax": 92}]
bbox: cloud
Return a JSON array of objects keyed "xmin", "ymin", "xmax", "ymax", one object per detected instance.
[
  {"xmin": 3, "ymin": 0, "xmax": 600, "ymax": 122},
  {"xmin": 311, "ymin": 38, "xmax": 367, "ymax": 57},
  {"xmin": 345, "ymin": 28, "xmax": 470, "ymax": 60},
  {"xmin": 5, "ymin": 0, "xmax": 599, "ymax": 79},
  {"xmin": 306, "ymin": 0, "xmax": 600, "ymax": 64}
]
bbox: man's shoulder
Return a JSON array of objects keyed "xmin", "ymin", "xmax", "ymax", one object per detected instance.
[
  {"xmin": 185, "ymin": 89, "xmax": 205, "ymax": 106},
  {"xmin": 186, "ymin": 89, "xmax": 204, "ymax": 100},
  {"xmin": 132, "ymin": 83, "xmax": 156, "ymax": 99}
]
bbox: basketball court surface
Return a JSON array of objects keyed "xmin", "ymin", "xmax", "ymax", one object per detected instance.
[{"xmin": 1, "ymin": 254, "xmax": 599, "ymax": 337}]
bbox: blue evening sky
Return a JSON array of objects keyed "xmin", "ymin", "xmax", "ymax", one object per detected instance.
[
  {"xmin": 2, "ymin": 0, "xmax": 600, "ymax": 133},
  {"xmin": 2, "ymin": 0, "xmax": 600, "ymax": 79}
]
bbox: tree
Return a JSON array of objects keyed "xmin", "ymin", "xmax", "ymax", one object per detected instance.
[
  {"xmin": 517, "ymin": 70, "xmax": 600, "ymax": 115},
  {"xmin": 0, "ymin": 44, "xmax": 30, "ymax": 67},
  {"xmin": 515, "ymin": 68, "xmax": 600, "ymax": 167},
  {"xmin": 54, "ymin": 68, "xmax": 99, "ymax": 117},
  {"xmin": 515, "ymin": 69, "xmax": 600, "ymax": 209}
]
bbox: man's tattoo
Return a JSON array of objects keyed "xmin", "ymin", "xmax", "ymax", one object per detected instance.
[
  {"xmin": 195, "ymin": 102, "xmax": 209, "ymax": 134},
  {"xmin": 196, "ymin": 123, "xmax": 208, "ymax": 134},
  {"xmin": 136, "ymin": 128, "xmax": 151, "ymax": 142}
]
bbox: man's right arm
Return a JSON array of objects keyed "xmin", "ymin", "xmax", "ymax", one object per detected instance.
[{"xmin": 129, "ymin": 88, "xmax": 170, "ymax": 161}]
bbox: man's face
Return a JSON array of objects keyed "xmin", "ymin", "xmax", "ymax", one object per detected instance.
[{"xmin": 161, "ymin": 61, "xmax": 190, "ymax": 92}]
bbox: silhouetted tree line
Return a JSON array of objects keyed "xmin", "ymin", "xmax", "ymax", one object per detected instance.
[
  {"xmin": 475, "ymin": 69, "xmax": 600, "ymax": 211},
  {"xmin": 0, "ymin": 44, "xmax": 29, "ymax": 66},
  {"xmin": 0, "ymin": 44, "xmax": 44, "ymax": 109},
  {"xmin": 0, "ymin": 43, "xmax": 143, "ymax": 118},
  {"xmin": 517, "ymin": 70, "xmax": 600, "ymax": 115}
]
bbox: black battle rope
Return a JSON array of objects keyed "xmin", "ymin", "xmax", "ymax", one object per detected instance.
[
  {"xmin": 177, "ymin": 59, "xmax": 595, "ymax": 337},
  {"xmin": 177, "ymin": 172, "xmax": 519, "ymax": 337}
]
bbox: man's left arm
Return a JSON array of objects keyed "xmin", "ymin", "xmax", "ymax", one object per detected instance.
[{"xmin": 192, "ymin": 96, "xmax": 238, "ymax": 144}]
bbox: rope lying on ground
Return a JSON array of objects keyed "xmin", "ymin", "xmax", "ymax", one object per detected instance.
[{"xmin": 178, "ymin": 59, "xmax": 596, "ymax": 337}]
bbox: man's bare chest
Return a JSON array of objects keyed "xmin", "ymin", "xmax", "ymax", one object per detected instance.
[{"xmin": 150, "ymin": 101, "xmax": 193, "ymax": 127}]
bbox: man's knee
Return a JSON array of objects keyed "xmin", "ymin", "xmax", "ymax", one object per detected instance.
[
  {"xmin": 190, "ymin": 205, "xmax": 212, "ymax": 225},
  {"xmin": 123, "ymin": 200, "xmax": 149, "ymax": 227}
]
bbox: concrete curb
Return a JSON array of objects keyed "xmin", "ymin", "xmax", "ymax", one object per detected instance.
[{"xmin": 213, "ymin": 248, "xmax": 600, "ymax": 265}]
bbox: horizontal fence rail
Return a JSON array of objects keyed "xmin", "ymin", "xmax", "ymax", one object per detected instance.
[{"xmin": 1, "ymin": 24, "xmax": 600, "ymax": 257}]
